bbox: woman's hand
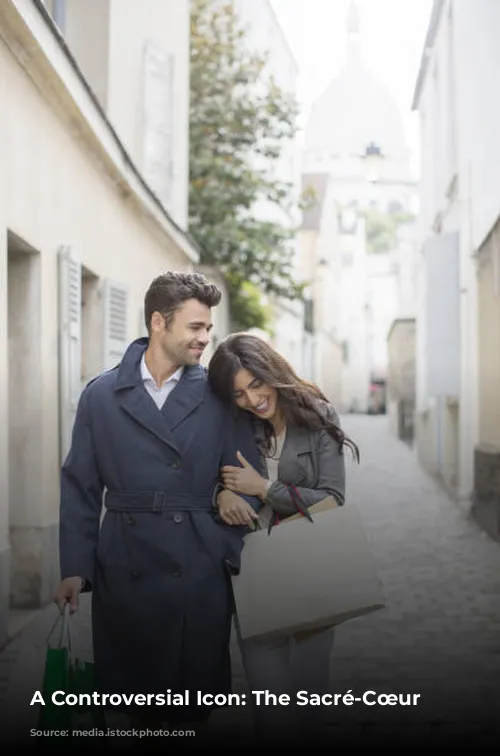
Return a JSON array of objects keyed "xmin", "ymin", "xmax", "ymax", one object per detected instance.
[
  {"xmin": 217, "ymin": 489, "xmax": 260, "ymax": 527},
  {"xmin": 221, "ymin": 452, "xmax": 268, "ymax": 498}
]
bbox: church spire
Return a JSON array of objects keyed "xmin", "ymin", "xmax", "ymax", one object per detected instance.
[
  {"xmin": 346, "ymin": 0, "xmax": 362, "ymax": 65},
  {"xmin": 346, "ymin": 0, "xmax": 360, "ymax": 37}
]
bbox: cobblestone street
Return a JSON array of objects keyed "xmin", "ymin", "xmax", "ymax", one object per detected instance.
[{"xmin": 1, "ymin": 415, "xmax": 500, "ymax": 749}]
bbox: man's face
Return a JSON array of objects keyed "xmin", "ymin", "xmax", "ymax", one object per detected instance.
[{"xmin": 151, "ymin": 298, "xmax": 213, "ymax": 366}]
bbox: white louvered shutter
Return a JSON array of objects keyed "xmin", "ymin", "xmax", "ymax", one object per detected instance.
[
  {"xmin": 103, "ymin": 279, "xmax": 128, "ymax": 370},
  {"xmin": 58, "ymin": 245, "xmax": 82, "ymax": 463}
]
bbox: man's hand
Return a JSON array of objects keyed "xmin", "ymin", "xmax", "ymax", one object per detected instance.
[
  {"xmin": 221, "ymin": 451, "xmax": 268, "ymax": 498},
  {"xmin": 217, "ymin": 489, "xmax": 260, "ymax": 528},
  {"xmin": 53, "ymin": 577, "xmax": 84, "ymax": 614}
]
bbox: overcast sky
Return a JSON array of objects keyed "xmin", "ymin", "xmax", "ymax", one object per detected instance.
[{"xmin": 269, "ymin": 0, "xmax": 433, "ymax": 174}]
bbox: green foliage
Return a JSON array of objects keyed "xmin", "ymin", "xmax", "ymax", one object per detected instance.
[
  {"xmin": 361, "ymin": 207, "xmax": 416, "ymax": 254},
  {"xmin": 189, "ymin": 0, "xmax": 305, "ymax": 329},
  {"xmin": 227, "ymin": 279, "xmax": 272, "ymax": 332}
]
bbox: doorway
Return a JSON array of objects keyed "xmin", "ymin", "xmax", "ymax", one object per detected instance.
[{"xmin": 7, "ymin": 231, "xmax": 42, "ymax": 636}]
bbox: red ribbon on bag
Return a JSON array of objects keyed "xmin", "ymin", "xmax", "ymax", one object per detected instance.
[
  {"xmin": 267, "ymin": 485, "xmax": 313, "ymax": 535},
  {"xmin": 286, "ymin": 484, "xmax": 314, "ymax": 523}
]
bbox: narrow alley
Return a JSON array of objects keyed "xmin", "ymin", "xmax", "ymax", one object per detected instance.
[{"xmin": 1, "ymin": 415, "xmax": 499, "ymax": 748}]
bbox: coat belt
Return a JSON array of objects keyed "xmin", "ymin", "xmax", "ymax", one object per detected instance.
[{"xmin": 104, "ymin": 491, "xmax": 214, "ymax": 513}]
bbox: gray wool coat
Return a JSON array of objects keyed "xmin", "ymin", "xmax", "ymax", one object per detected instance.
[
  {"xmin": 253, "ymin": 404, "xmax": 346, "ymax": 521},
  {"xmin": 59, "ymin": 337, "xmax": 261, "ymax": 722}
]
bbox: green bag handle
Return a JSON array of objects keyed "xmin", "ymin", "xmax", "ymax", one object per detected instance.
[{"xmin": 46, "ymin": 605, "xmax": 75, "ymax": 664}]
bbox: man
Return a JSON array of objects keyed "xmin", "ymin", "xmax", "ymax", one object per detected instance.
[{"xmin": 54, "ymin": 271, "xmax": 261, "ymax": 728}]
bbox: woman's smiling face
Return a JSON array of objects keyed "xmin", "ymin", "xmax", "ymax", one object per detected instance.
[{"xmin": 232, "ymin": 368, "xmax": 278, "ymax": 421}]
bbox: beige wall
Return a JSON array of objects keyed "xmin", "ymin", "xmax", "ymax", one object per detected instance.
[
  {"xmin": 317, "ymin": 335, "xmax": 343, "ymax": 407},
  {"xmin": 477, "ymin": 226, "xmax": 500, "ymax": 447},
  {"xmin": 0, "ymin": 225, "xmax": 8, "ymax": 557},
  {"xmin": 61, "ymin": 0, "xmax": 190, "ymax": 230},
  {"xmin": 387, "ymin": 318, "xmax": 416, "ymax": 441},
  {"xmin": 107, "ymin": 0, "xmax": 190, "ymax": 228},
  {"xmin": 415, "ymin": 399, "xmax": 459, "ymax": 495},
  {"xmin": 1, "ymin": 36, "xmax": 190, "ymax": 523},
  {"xmin": 415, "ymin": 407, "xmax": 438, "ymax": 475},
  {"xmin": 387, "ymin": 319, "xmax": 416, "ymax": 403},
  {"xmin": 64, "ymin": 0, "xmax": 111, "ymax": 109},
  {"xmin": 0, "ymin": 4, "xmax": 195, "ymax": 623}
]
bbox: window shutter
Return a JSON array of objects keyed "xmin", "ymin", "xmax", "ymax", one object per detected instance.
[
  {"xmin": 103, "ymin": 279, "xmax": 128, "ymax": 370},
  {"xmin": 58, "ymin": 245, "xmax": 81, "ymax": 463},
  {"xmin": 142, "ymin": 40, "xmax": 175, "ymax": 210}
]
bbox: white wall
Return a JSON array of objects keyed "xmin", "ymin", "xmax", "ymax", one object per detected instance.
[
  {"xmin": 453, "ymin": 0, "xmax": 500, "ymax": 250},
  {"xmin": 394, "ymin": 223, "xmax": 418, "ymax": 318},
  {"xmin": 413, "ymin": 0, "xmax": 500, "ymax": 498},
  {"xmin": 423, "ymin": 232, "xmax": 460, "ymax": 397},
  {"xmin": 366, "ymin": 255, "xmax": 399, "ymax": 380}
]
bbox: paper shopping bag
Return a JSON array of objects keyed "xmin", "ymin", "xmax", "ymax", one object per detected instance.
[{"xmin": 231, "ymin": 497, "xmax": 385, "ymax": 641}]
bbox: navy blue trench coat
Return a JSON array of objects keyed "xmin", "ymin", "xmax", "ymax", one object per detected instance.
[{"xmin": 59, "ymin": 338, "xmax": 261, "ymax": 722}]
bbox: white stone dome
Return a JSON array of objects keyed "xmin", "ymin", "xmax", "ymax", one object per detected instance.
[
  {"xmin": 305, "ymin": 62, "xmax": 408, "ymax": 162},
  {"xmin": 304, "ymin": 2, "xmax": 410, "ymax": 172}
]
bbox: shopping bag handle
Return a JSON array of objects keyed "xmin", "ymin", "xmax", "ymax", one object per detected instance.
[
  {"xmin": 61, "ymin": 604, "xmax": 75, "ymax": 662},
  {"xmin": 46, "ymin": 604, "xmax": 75, "ymax": 664},
  {"xmin": 267, "ymin": 484, "xmax": 314, "ymax": 535},
  {"xmin": 287, "ymin": 485, "xmax": 314, "ymax": 523}
]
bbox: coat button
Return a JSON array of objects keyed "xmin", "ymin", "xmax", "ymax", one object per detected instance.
[
  {"xmin": 170, "ymin": 460, "xmax": 180, "ymax": 469},
  {"xmin": 130, "ymin": 571, "xmax": 140, "ymax": 580},
  {"xmin": 173, "ymin": 514, "xmax": 183, "ymax": 524},
  {"xmin": 172, "ymin": 567, "xmax": 183, "ymax": 577},
  {"xmin": 126, "ymin": 515, "xmax": 136, "ymax": 526}
]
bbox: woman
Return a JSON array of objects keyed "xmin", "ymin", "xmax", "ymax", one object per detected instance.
[{"xmin": 207, "ymin": 333, "xmax": 359, "ymax": 743}]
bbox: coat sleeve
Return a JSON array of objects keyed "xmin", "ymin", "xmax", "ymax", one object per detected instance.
[
  {"xmin": 221, "ymin": 409, "xmax": 262, "ymax": 511},
  {"xmin": 214, "ymin": 408, "xmax": 263, "ymax": 573},
  {"xmin": 265, "ymin": 427, "xmax": 346, "ymax": 519},
  {"xmin": 59, "ymin": 385, "xmax": 104, "ymax": 590}
]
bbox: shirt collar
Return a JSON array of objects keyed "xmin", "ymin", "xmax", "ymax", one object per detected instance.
[{"xmin": 140, "ymin": 353, "xmax": 184, "ymax": 387}]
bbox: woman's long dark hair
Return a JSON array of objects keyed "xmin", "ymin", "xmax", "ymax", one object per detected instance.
[{"xmin": 208, "ymin": 333, "xmax": 360, "ymax": 462}]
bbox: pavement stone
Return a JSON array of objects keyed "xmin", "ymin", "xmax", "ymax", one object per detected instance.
[{"xmin": 1, "ymin": 415, "xmax": 500, "ymax": 749}]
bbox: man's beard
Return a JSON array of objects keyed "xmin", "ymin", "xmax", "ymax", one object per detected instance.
[{"xmin": 173, "ymin": 342, "xmax": 206, "ymax": 365}]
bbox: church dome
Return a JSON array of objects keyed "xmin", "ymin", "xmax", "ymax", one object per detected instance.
[{"xmin": 304, "ymin": 2, "xmax": 409, "ymax": 170}]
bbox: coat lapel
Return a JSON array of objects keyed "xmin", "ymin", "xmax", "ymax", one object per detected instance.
[
  {"xmin": 113, "ymin": 338, "xmax": 206, "ymax": 455},
  {"xmin": 278, "ymin": 426, "xmax": 312, "ymax": 480},
  {"xmin": 252, "ymin": 420, "xmax": 311, "ymax": 479},
  {"xmin": 161, "ymin": 364, "xmax": 206, "ymax": 432},
  {"xmin": 117, "ymin": 384, "xmax": 181, "ymax": 453}
]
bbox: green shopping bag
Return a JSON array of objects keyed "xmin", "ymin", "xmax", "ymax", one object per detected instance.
[
  {"xmin": 38, "ymin": 605, "xmax": 107, "ymax": 736},
  {"xmin": 38, "ymin": 607, "xmax": 73, "ymax": 732}
]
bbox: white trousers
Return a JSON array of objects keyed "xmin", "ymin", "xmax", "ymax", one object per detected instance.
[{"xmin": 236, "ymin": 622, "xmax": 335, "ymax": 742}]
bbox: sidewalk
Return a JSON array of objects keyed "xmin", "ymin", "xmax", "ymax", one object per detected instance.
[{"xmin": 0, "ymin": 593, "xmax": 253, "ymax": 747}]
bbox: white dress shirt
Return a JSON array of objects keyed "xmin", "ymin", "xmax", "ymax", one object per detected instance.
[{"xmin": 140, "ymin": 353, "xmax": 183, "ymax": 410}]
